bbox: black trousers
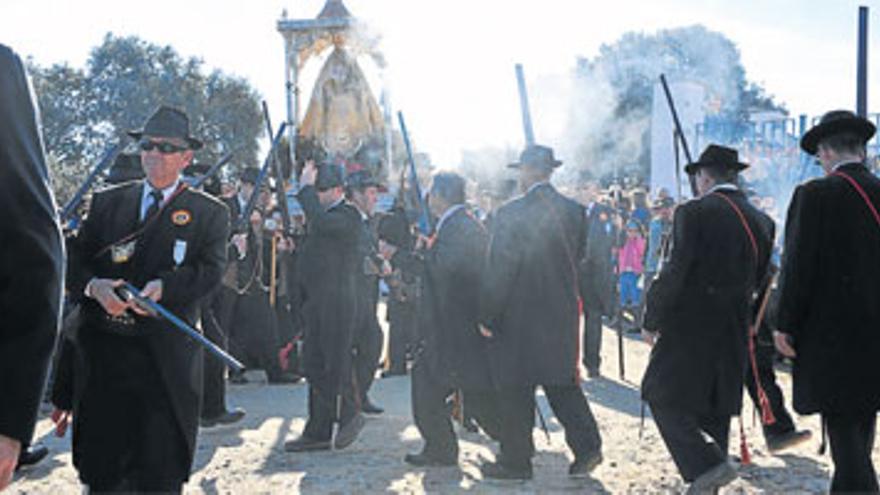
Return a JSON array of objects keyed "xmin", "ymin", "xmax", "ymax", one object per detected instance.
[
  {"xmin": 76, "ymin": 334, "xmax": 188, "ymax": 491},
  {"xmin": 650, "ymin": 403, "xmax": 730, "ymax": 482},
  {"xmin": 410, "ymin": 358, "xmax": 503, "ymax": 460},
  {"xmin": 301, "ymin": 330, "xmax": 358, "ymax": 441},
  {"xmin": 496, "ymin": 384, "xmax": 602, "ymax": 471},
  {"xmin": 824, "ymin": 411, "xmax": 879, "ymax": 493},
  {"xmin": 201, "ymin": 287, "xmax": 236, "ymax": 418},
  {"xmin": 387, "ymin": 299, "xmax": 416, "ymax": 374},
  {"xmin": 743, "ymin": 338, "xmax": 795, "ymax": 439},
  {"xmin": 582, "ymin": 307, "xmax": 603, "ymax": 373},
  {"xmin": 353, "ymin": 318, "xmax": 382, "ymax": 401}
]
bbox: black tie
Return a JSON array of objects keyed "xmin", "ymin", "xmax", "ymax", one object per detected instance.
[{"xmin": 144, "ymin": 189, "xmax": 163, "ymax": 222}]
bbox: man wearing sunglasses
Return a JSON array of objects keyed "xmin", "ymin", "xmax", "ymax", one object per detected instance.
[{"xmin": 57, "ymin": 105, "xmax": 230, "ymax": 493}]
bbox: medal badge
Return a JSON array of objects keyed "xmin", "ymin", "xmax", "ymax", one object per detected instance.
[
  {"xmin": 172, "ymin": 209, "xmax": 192, "ymax": 226},
  {"xmin": 173, "ymin": 239, "xmax": 188, "ymax": 265},
  {"xmin": 111, "ymin": 240, "xmax": 136, "ymax": 264}
]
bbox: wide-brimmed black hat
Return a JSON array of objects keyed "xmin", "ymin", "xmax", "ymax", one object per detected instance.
[
  {"xmin": 128, "ymin": 105, "xmax": 203, "ymax": 150},
  {"xmin": 345, "ymin": 169, "xmax": 383, "ymax": 190},
  {"xmin": 508, "ymin": 144, "xmax": 562, "ymax": 169},
  {"xmin": 684, "ymin": 144, "xmax": 749, "ymax": 175},
  {"xmin": 106, "ymin": 153, "xmax": 144, "ymax": 185},
  {"xmin": 800, "ymin": 110, "xmax": 876, "ymax": 156},
  {"xmin": 316, "ymin": 163, "xmax": 345, "ymax": 191}
]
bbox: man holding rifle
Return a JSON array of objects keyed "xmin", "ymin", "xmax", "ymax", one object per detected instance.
[
  {"xmin": 56, "ymin": 106, "xmax": 230, "ymax": 493},
  {"xmin": 641, "ymin": 145, "xmax": 774, "ymax": 493},
  {"xmin": 285, "ymin": 160, "xmax": 365, "ymax": 452}
]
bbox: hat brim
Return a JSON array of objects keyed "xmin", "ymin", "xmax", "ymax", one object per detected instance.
[
  {"xmin": 800, "ymin": 117, "xmax": 876, "ymax": 156},
  {"xmin": 507, "ymin": 159, "xmax": 563, "ymax": 169},
  {"xmin": 127, "ymin": 130, "xmax": 203, "ymax": 150},
  {"xmin": 684, "ymin": 160, "xmax": 749, "ymax": 175}
]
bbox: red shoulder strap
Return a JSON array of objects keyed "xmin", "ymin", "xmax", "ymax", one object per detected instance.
[
  {"xmin": 712, "ymin": 192, "xmax": 758, "ymax": 261},
  {"xmin": 831, "ymin": 170, "xmax": 880, "ymax": 229}
]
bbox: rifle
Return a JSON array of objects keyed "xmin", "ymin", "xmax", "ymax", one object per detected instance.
[
  {"xmin": 261, "ymin": 101, "xmax": 294, "ymax": 236},
  {"xmin": 235, "ymin": 122, "xmax": 288, "ymax": 233},
  {"xmin": 189, "ymin": 150, "xmax": 234, "ymax": 189},
  {"xmin": 60, "ymin": 140, "xmax": 126, "ymax": 222},
  {"xmin": 117, "ymin": 283, "xmax": 245, "ymax": 372},
  {"xmin": 659, "ymin": 74, "xmax": 699, "ymax": 197},
  {"xmin": 515, "ymin": 63, "xmax": 536, "ymax": 146},
  {"xmin": 397, "ymin": 111, "xmax": 433, "ymax": 235}
]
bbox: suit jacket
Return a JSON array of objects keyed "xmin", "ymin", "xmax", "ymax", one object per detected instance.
[
  {"xmin": 641, "ymin": 189, "xmax": 774, "ymax": 416},
  {"xmin": 777, "ymin": 162, "xmax": 880, "ymax": 415},
  {"xmin": 295, "ymin": 187, "xmax": 361, "ymax": 377},
  {"xmin": 580, "ymin": 210, "xmax": 617, "ymax": 315},
  {"xmin": 66, "ymin": 180, "xmax": 229, "ymax": 476},
  {"xmin": 480, "ymin": 183, "xmax": 587, "ymax": 387},
  {"xmin": 0, "ymin": 43, "xmax": 65, "ymax": 446},
  {"xmin": 394, "ymin": 207, "xmax": 493, "ymax": 390}
]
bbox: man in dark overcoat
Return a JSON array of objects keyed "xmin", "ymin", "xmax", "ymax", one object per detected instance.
[
  {"xmin": 285, "ymin": 161, "xmax": 365, "ymax": 452},
  {"xmin": 641, "ymin": 144, "xmax": 774, "ymax": 493},
  {"xmin": 61, "ymin": 106, "xmax": 230, "ymax": 492},
  {"xmin": 0, "ymin": 43, "xmax": 65, "ymax": 491},
  {"xmin": 579, "ymin": 202, "xmax": 617, "ymax": 378},
  {"xmin": 480, "ymin": 145, "xmax": 603, "ymax": 481},
  {"xmin": 775, "ymin": 110, "xmax": 880, "ymax": 493},
  {"xmin": 380, "ymin": 171, "xmax": 500, "ymax": 467}
]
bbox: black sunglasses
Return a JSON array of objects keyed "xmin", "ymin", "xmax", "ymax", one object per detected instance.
[{"xmin": 139, "ymin": 139, "xmax": 189, "ymax": 154}]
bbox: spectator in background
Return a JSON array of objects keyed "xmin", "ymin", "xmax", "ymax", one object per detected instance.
[
  {"xmin": 644, "ymin": 197, "xmax": 676, "ymax": 287},
  {"xmin": 618, "ymin": 220, "xmax": 646, "ymax": 321}
]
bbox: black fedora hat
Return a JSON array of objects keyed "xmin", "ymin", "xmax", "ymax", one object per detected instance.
[
  {"xmin": 128, "ymin": 105, "xmax": 203, "ymax": 150},
  {"xmin": 316, "ymin": 162, "xmax": 345, "ymax": 191},
  {"xmin": 345, "ymin": 168, "xmax": 383, "ymax": 190},
  {"xmin": 684, "ymin": 144, "xmax": 749, "ymax": 175},
  {"xmin": 800, "ymin": 110, "xmax": 876, "ymax": 156},
  {"xmin": 508, "ymin": 144, "xmax": 562, "ymax": 169}
]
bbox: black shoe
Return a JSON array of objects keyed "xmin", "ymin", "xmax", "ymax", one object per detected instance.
[
  {"xmin": 229, "ymin": 372, "xmax": 248, "ymax": 385},
  {"xmin": 361, "ymin": 399, "xmax": 384, "ymax": 415},
  {"xmin": 766, "ymin": 429, "xmax": 812, "ymax": 453},
  {"xmin": 334, "ymin": 413, "xmax": 366, "ymax": 449},
  {"xmin": 16, "ymin": 445, "xmax": 49, "ymax": 471},
  {"xmin": 569, "ymin": 451, "xmax": 603, "ymax": 477},
  {"xmin": 201, "ymin": 407, "xmax": 246, "ymax": 428},
  {"xmin": 404, "ymin": 452, "xmax": 457, "ymax": 467},
  {"xmin": 686, "ymin": 460, "xmax": 737, "ymax": 494},
  {"xmin": 284, "ymin": 435, "xmax": 331, "ymax": 452},
  {"xmin": 268, "ymin": 372, "xmax": 301, "ymax": 385},
  {"xmin": 480, "ymin": 460, "xmax": 533, "ymax": 481}
]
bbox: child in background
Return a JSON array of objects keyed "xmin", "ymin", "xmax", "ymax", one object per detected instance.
[{"xmin": 618, "ymin": 220, "xmax": 646, "ymax": 317}]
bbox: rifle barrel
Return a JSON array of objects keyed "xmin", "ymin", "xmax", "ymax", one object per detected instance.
[
  {"xmin": 261, "ymin": 101, "xmax": 293, "ymax": 236},
  {"xmin": 61, "ymin": 140, "xmax": 125, "ymax": 221},
  {"xmin": 515, "ymin": 64, "xmax": 536, "ymax": 146},
  {"xmin": 397, "ymin": 111, "xmax": 433, "ymax": 235}
]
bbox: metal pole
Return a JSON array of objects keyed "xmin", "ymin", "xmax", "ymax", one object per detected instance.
[
  {"xmin": 857, "ymin": 6, "xmax": 869, "ymax": 118},
  {"xmin": 515, "ymin": 64, "xmax": 536, "ymax": 146},
  {"xmin": 284, "ymin": 36, "xmax": 297, "ymax": 171}
]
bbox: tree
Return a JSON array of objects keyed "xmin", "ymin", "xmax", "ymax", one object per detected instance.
[
  {"xmin": 30, "ymin": 33, "xmax": 263, "ymax": 205},
  {"xmin": 567, "ymin": 25, "xmax": 784, "ymax": 183}
]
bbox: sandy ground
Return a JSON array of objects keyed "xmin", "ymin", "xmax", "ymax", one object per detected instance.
[{"xmin": 10, "ymin": 321, "xmax": 855, "ymax": 494}]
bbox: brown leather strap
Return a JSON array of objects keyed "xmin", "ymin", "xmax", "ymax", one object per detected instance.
[{"xmin": 94, "ymin": 182, "xmax": 189, "ymax": 259}]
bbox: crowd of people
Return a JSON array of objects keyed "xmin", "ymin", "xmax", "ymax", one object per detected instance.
[{"xmin": 4, "ymin": 38, "xmax": 880, "ymax": 494}]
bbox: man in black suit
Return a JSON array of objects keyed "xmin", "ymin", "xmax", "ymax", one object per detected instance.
[
  {"xmin": 641, "ymin": 145, "xmax": 774, "ymax": 493},
  {"xmin": 346, "ymin": 169, "xmax": 386, "ymax": 415},
  {"xmin": 183, "ymin": 163, "xmax": 246, "ymax": 428},
  {"xmin": 480, "ymin": 145, "xmax": 603, "ymax": 480},
  {"xmin": 380, "ymin": 171, "xmax": 501, "ymax": 467},
  {"xmin": 775, "ymin": 110, "xmax": 880, "ymax": 493},
  {"xmin": 60, "ymin": 106, "xmax": 229, "ymax": 492},
  {"xmin": 285, "ymin": 161, "xmax": 365, "ymax": 452},
  {"xmin": 579, "ymin": 202, "xmax": 617, "ymax": 378},
  {"xmin": 0, "ymin": 43, "xmax": 65, "ymax": 491}
]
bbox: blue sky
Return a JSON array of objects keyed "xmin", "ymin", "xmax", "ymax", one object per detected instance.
[{"xmin": 2, "ymin": 0, "xmax": 878, "ymax": 164}]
